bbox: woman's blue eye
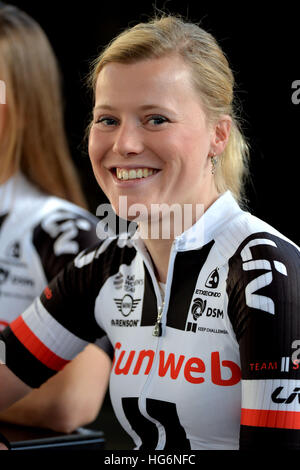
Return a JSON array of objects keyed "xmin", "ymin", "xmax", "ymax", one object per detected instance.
[
  {"xmin": 148, "ymin": 115, "xmax": 168, "ymax": 125},
  {"xmin": 97, "ymin": 117, "xmax": 118, "ymax": 126}
]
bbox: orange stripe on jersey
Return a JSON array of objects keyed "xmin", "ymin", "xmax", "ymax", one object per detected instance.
[
  {"xmin": 241, "ymin": 408, "xmax": 300, "ymax": 430},
  {"xmin": 10, "ymin": 316, "xmax": 69, "ymax": 371}
]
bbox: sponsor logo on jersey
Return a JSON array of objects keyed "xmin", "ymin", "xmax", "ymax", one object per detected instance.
[
  {"xmin": 44, "ymin": 286, "xmax": 53, "ymax": 300},
  {"xmin": 0, "ymin": 265, "xmax": 35, "ymax": 303},
  {"xmin": 0, "ymin": 267, "xmax": 9, "ymax": 285},
  {"xmin": 112, "ymin": 341, "xmax": 241, "ymax": 386},
  {"xmin": 0, "ymin": 266, "xmax": 34, "ymax": 287},
  {"xmin": 280, "ymin": 356, "xmax": 300, "ymax": 372},
  {"xmin": 205, "ymin": 268, "xmax": 219, "ymax": 289},
  {"xmin": 111, "ymin": 318, "xmax": 140, "ymax": 327},
  {"xmin": 113, "ymin": 273, "xmax": 143, "ymax": 293},
  {"xmin": 39, "ymin": 210, "xmax": 93, "ymax": 256},
  {"xmin": 114, "ymin": 294, "xmax": 141, "ymax": 317},
  {"xmin": 194, "ymin": 267, "xmax": 221, "ymax": 298},
  {"xmin": 249, "ymin": 360, "xmax": 278, "ymax": 372},
  {"xmin": 124, "ymin": 275, "xmax": 143, "ymax": 293},
  {"xmin": 248, "ymin": 357, "xmax": 300, "ymax": 373},
  {"xmin": 240, "ymin": 237, "xmax": 288, "ymax": 315},
  {"xmin": 195, "ymin": 288, "xmax": 221, "ymax": 298},
  {"xmin": 113, "ymin": 272, "xmax": 123, "ymax": 289},
  {"xmin": 241, "ymin": 379, "xmax": 300, "ymax": 429},
  {"xmin": 191, "ymin": 298, "xmax": 206, "ymax": 320},
  {"xmin": 5, "ymin": 241, "xmax": 21, "ymax": 259},
  {"xmin": 186, "ymin": 298, "xmax": 224, "ymax": 333},
  {"xmin": 271, "ymin": 386, "xmax": 300, "ymax": 404}
]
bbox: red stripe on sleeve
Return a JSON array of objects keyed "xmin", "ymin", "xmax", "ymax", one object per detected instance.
[
  {"xmin": 241, "ymin": 408, "xmax": 300, "ymax": 430},
  {"xmin": 10, "ymin": 316, "xmax": 69, "ymax": 371}
]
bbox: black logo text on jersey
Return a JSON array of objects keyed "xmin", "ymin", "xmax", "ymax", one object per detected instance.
[{"xmin": 205, "ymin": 268, "xmax": 219, "ymax": 289}]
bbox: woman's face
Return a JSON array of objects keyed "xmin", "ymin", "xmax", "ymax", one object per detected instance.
[{"xmin": 89, "ymin": 55, "xmax": 230, "ymax": 222}]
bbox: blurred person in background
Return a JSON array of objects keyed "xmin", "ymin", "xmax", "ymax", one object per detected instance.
[{"xmin": 0, "ymin": 2, "xmax": 110, "ymax": 435}]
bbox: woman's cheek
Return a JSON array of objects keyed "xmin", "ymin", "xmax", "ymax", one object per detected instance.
[{"xmin": 88, "ymin": 127, "xmax": 102, "ymax": 163}]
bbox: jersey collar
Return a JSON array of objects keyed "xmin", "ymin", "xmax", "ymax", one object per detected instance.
[
  {"xmin": 174, "ymin": 191, "xmax": 244, "ymax": 251},
  {"xmin": 129, "ymin": 191, "xmax": 244, "ymax": 254}
]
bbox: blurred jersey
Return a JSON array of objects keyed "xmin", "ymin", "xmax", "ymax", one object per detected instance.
[{"xmin": 0, "ymin": 172, "xmax": 99, "ymax": 330}]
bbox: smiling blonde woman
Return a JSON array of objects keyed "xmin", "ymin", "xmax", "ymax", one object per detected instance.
[{"xmin": 0, "ymin": 14, "xmax": 299, "ymax": 451}]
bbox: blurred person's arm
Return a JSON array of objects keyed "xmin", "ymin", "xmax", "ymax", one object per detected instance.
[{"xmin": 0, "ymin": 344, "xmax": 111, "ymax": 433}]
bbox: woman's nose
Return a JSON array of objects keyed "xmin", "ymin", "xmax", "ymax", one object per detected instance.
[{"xmin": 112, "ymin": 122, "xmax": 144, "ymax": 157}]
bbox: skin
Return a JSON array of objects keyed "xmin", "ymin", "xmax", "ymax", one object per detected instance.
[
  {"xmin": 89, "ymin": 55, "xmax": 231, "ymax": 282},
  {"xmin": 0, "ymin": 345, "xmax": 111, "ymax": 433}
]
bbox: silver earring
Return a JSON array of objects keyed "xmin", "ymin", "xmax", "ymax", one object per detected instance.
[{"xmin": 211, "ymin": 154, "xmax": 218, "ymax": 175}]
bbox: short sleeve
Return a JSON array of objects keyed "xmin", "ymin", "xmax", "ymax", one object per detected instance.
[{"xmin": 227, "ymin": 231, "xmax": 300, "ymax": 449}]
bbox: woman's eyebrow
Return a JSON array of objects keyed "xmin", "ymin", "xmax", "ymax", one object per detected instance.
[
  {"xmin": 93, "ymin": 104, "xmax": 115, "ymax": 112},
  {"xmin": 93, "ymin": 103, "xmax": 176, "ymax": 113}
]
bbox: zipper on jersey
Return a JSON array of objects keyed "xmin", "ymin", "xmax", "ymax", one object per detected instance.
[
  {"xmin": 152, "ymin": 302, "xmax": 164, "ymax": 337},
  {"xmin": 131, "ymin": 239, "xmax": 177, "ymax": 448}
]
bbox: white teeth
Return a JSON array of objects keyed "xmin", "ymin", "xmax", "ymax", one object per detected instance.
[
  {"xmin": 116, "ymin": 168, "xmax": 156, "ymax": 180},
  {"xmin": 129, "ymin": 169, "xmax": 136, "ymax": 179}
]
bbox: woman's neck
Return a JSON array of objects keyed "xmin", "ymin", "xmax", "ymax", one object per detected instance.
[{"xmin": 142, "ymin": 236, "xmax": 174, "ymax": 284}]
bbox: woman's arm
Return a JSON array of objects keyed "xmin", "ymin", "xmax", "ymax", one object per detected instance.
[
  {"xmin": 0, "ymin": 365, "xmax": 31, "ymax": 412},
  {"xmin": 0, "ymin": 344, "xmax": 111, "ymax": 433}
]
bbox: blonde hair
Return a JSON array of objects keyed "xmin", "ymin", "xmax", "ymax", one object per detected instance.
[
  {"xmin": 0, "ymin": 4, "xmax": 87, "ymax": 207},
  {"xmin": 88, "ymin": 15, "xmax": 250, "ymax": 205}
]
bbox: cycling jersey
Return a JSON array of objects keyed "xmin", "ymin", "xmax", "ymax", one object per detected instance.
[
  {"xmin": 1, "ymin": 190, "xmax": 300, "ymax": 450},
  {"xmin": 0, "ymin": 172, "xmax": 100, "ymax": 330}
]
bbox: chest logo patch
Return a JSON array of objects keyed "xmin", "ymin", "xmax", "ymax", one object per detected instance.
[
  {"xmin": 114, "ymin": 294, "xmax": 141, "ymax": 317},
  {"xmin": 205, "ymin": 268, "xmax": 219, "ymax": 289}
]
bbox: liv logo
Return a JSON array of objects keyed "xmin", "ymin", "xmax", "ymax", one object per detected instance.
[
  {"xmin": 271, "ymin": 386, "xmax": 300, "ymax": 404},
  {"xmin": 240, "ymin": 238, "xmax": 287, "ymax": 315},
  {"xmin": 0, "ymin": 80, "xmax": 5, "ymax": 104}
]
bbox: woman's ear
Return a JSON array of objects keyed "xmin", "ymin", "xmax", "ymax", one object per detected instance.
[{"xmin": 211, "ymin": 115, "xmax": 232, "ymax": 155}]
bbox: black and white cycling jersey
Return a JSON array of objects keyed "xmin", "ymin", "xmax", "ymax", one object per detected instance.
[
  {"xmin": 0, "ymin": 172, "xmax": 99, "ymax": 329},
  {"xmin": 1, "ymin": 190, "xmax": 300, "ymax": 449}
]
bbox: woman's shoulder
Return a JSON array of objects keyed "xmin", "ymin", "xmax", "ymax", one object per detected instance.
[{"xmin": 214, "ymin": 206, "xmax": 299, "ymax": 266}]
